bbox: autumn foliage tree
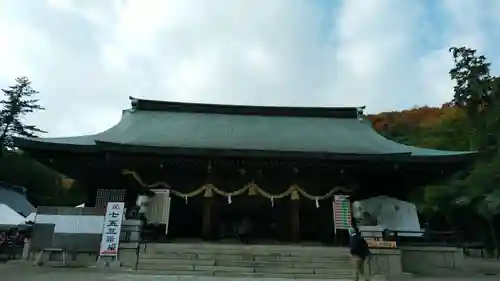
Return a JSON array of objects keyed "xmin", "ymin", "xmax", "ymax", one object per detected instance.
[{"xmin": 368, "ymin": 105, "xmax": 469, "ymax": 151}]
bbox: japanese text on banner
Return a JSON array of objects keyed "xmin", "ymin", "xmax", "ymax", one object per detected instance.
[{"xmin": 99, "ymin": 202, "xmax": 125, "ymax": 256}]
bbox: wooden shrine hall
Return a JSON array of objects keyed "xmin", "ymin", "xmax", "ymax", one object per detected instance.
[{"xmin": 14, "ymin": 97, "xmax": 475, "ymax": 243}]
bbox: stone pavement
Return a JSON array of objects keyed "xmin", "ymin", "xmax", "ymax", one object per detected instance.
[{"xmin": 1, "ymin": 264, "xmax": 498, "ymax": 281}]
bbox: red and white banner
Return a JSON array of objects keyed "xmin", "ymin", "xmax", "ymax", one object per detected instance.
[{"xmin": 99, "ymin": 202, "xmax": 125, "ymax": 257}]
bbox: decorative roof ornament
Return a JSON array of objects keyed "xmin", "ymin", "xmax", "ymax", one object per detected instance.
[
  {"xmin": 356, "ymin": 106, "xmax": 366, "ymax": 120},
  {"xmin": 130, "ymin": 97, "xmax": 139, "ymax": 111}
]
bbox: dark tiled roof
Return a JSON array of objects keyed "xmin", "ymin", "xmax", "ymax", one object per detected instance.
[{"xmin": 13, "ymin": 97, "xmax": 475, "ymax": 159}]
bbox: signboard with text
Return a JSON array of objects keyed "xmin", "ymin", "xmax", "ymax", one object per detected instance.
[
  {"xmin": 366, "ymin": 238, "xmax": 398, "ymax": 249},
  {"xmin": 99, "ymin": 202, "xmax": 125, "ymax": 257},
  {"xmin": 333, "ymin": 195, "xmax": 352, "ymax": 232}
]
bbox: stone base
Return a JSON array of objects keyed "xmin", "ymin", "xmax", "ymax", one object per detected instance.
[
  {"xmin": 401, "ymin": 246, "xmax": 464, "ymax": 275},
  {"xmin": 96, "ymin": 257, "xmax": 121, "ymax": 269},
  {"xmin": 370, "ymin": 249, "xmax": 403, "ymax": 276}
]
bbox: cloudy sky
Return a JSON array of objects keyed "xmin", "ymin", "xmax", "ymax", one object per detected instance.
[{"xmin": 0, "ymin": 0, "xmax": 499, "ymax": 137}]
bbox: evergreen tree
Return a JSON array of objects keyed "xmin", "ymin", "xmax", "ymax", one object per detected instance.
[{"xmin": 0, "ymin": 77, "xmax": 46, "ymax": 151}]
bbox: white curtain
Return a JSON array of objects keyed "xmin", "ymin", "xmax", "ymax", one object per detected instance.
[{"xmin": 147, "ymin": 189, "xmax": 171, "ymax": 235}]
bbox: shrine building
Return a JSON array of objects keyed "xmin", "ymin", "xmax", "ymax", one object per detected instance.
[{"xmin": 14, "ymin": 97, "xmax": 475, "ymax": 243}]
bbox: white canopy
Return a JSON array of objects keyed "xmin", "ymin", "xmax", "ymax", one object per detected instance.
[
  {"xmin": 354, "ymin": 196, "xmax": 422, "ymax": 237},
  {"xmin": 0, "ymin": 203, "xmax": 25, "ymax": 225},
  {"xmin": 25, "ymin": 212, "xmax": 36, "ymax": 223}
]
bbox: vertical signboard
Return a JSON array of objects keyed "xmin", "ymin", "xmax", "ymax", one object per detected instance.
[
  {"xmin": 99, "ymin": 202, "xmax": 125, "ymax": 257},
  {"xmin": 333, "ymin": 195, "xmax": 352, "ymax": 233}
]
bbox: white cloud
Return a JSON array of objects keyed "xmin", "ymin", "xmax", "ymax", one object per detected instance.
[
  {"xmin": 416, "ymin": 0, "xmax": 495, "ymax": 107},
  {"xmin": 0, "ymin": 0, "xmax": 499, "ymax": 137}
]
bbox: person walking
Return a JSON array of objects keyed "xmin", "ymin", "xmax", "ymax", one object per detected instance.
[{"xmin": 349, "ymin": 227, "xmax": 371, "ymax": 281}]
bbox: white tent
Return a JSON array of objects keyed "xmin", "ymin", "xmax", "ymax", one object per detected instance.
[
  {"xmin": 75, "ymin": 203, "xmax": 85, "ymax": 208},
  {"xmin": 25, "ymin": 212, "xmax": 36, "ymax": 223},
  {"xmin": 0, "ymin": 203, "xmax": 25, "ymax": 225},
  {"xmin": 354, "ymin": 196, "xmax": 422, "ymax": 237}
]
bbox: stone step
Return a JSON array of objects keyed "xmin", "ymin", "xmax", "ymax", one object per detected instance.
[
  {"xmin": 213, "ymin": 271, "xmax": 355, "ymax": 279},
  {"xmin": 142, "ymin": 251, "xmax": 351, "ymax": 261},
  {"xmin": 141, "ymin": 256, "xmax": 350, "ymax": 265},
  {"xmin": 137, "ymin": 262, "xmax": 354, "ymax": 275},
  {"xmin": 139, "ymin": 257, "xmax": 351, "ymax": 269},
  {"xmin": 139, "ymin": 258, "xmax": 217, "ymax": 266},
  {"xmin": 132, "ymin": 269, "xmax": 357, "ymax": 279},
  {"xmin": 147, "ymin": 243, "xmax": 350, "ymax": 256},
  {"xmin": 135, "ymin": 243, "xmax": 358, "ymax": 280},
  {"xmin": 151, "ymin": 248, "xmax": 350, "ymax": 255},
  {"xmin": 215, "ymin": 259, "xmax": 350, "ymax": 268},
  {"xmin": 149, "ymin": 250, "xmax": 351, "ymax": 257}
]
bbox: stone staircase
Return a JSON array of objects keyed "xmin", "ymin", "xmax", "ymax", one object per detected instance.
[{"xmin": 135, "ymin": 243, "xmax": 361, "ymax": 279}]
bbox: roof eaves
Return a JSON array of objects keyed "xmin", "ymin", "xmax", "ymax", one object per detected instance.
[{"xmin": 13, "ymin": 136, "xmax": 99, "ymax": 152}]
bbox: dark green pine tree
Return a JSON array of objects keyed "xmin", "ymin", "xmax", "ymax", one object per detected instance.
[
  {"xmin": 449, "ymin": 47, "xmax": 496, "ymax": 150},
  {"xmin": 0, "ymin": 77, "xmax": 46, "ymax": 152}
]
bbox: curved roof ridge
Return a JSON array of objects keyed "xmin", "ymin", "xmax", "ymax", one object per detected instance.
[{"xmin": 129, "ymin": 96, "xmax": 365, "ymax": 119}]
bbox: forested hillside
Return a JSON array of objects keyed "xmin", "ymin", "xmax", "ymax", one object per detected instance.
[{"xmin": 368, "ymin": 104, "xmax": 470, "ymax": 151}]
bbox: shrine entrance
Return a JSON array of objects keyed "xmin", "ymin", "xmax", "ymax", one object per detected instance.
[{"xmin": 214, "ymin": 194, "xmax": 291, "ymax": 243}]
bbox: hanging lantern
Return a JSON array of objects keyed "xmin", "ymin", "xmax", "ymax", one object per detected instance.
[
  {"xmin": 315, "ymin": 198, "xmax": 319, "ymax": 208},
  {"xmin": 271, "ymin": 196, "xmax": 275, "ymax": 208},
  {"xmin": 228, "ymin": 194, "xmax": 232, "ymax": 204},
  {"xmin": 184, "ymin": 196, "xmax": 188, "ymax": 204}
]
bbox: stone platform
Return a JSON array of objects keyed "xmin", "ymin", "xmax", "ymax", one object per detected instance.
[
  {"xmin": 134, "ymin": 243, "xmax": 366, "ymax": 279},
  {"xmin": 24, "ymin": 241, "xmax": 469, "ymax": 280}
]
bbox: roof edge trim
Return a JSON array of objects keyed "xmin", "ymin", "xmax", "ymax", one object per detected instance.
[{"xmin": 129, "ymin": 96, "xmax": 364, "ymax": 118}]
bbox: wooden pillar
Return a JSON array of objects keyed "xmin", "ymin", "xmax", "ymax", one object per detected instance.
[
  {"xmin": 202, "ymin": 186, "xmax": 214, "ymax": 240},
  {"xmin": 290, "ymin": 189, "xmax": 300, "ymax": 242},
  {"xmin": 85, "ymin": 186, "xmax": 98, "ymax": 207}
]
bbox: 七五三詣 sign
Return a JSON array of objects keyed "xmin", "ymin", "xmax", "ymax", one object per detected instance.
[{"xmin": 99, "ymin": 202, "xmax": 125, "ymax": 256}]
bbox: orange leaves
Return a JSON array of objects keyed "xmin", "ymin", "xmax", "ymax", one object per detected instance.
[
  {"xmin": 368, "ymin": 105, "xmax": 465, "ymax": 133},
  {"xmin": 367, "ymin": 104, "xmax": 470, "ymax": 150}
]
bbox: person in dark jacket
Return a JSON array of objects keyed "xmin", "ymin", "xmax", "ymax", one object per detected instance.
[{"xmin": 349, "ymin": 227, "xmax": 371, "ymax": 281}]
